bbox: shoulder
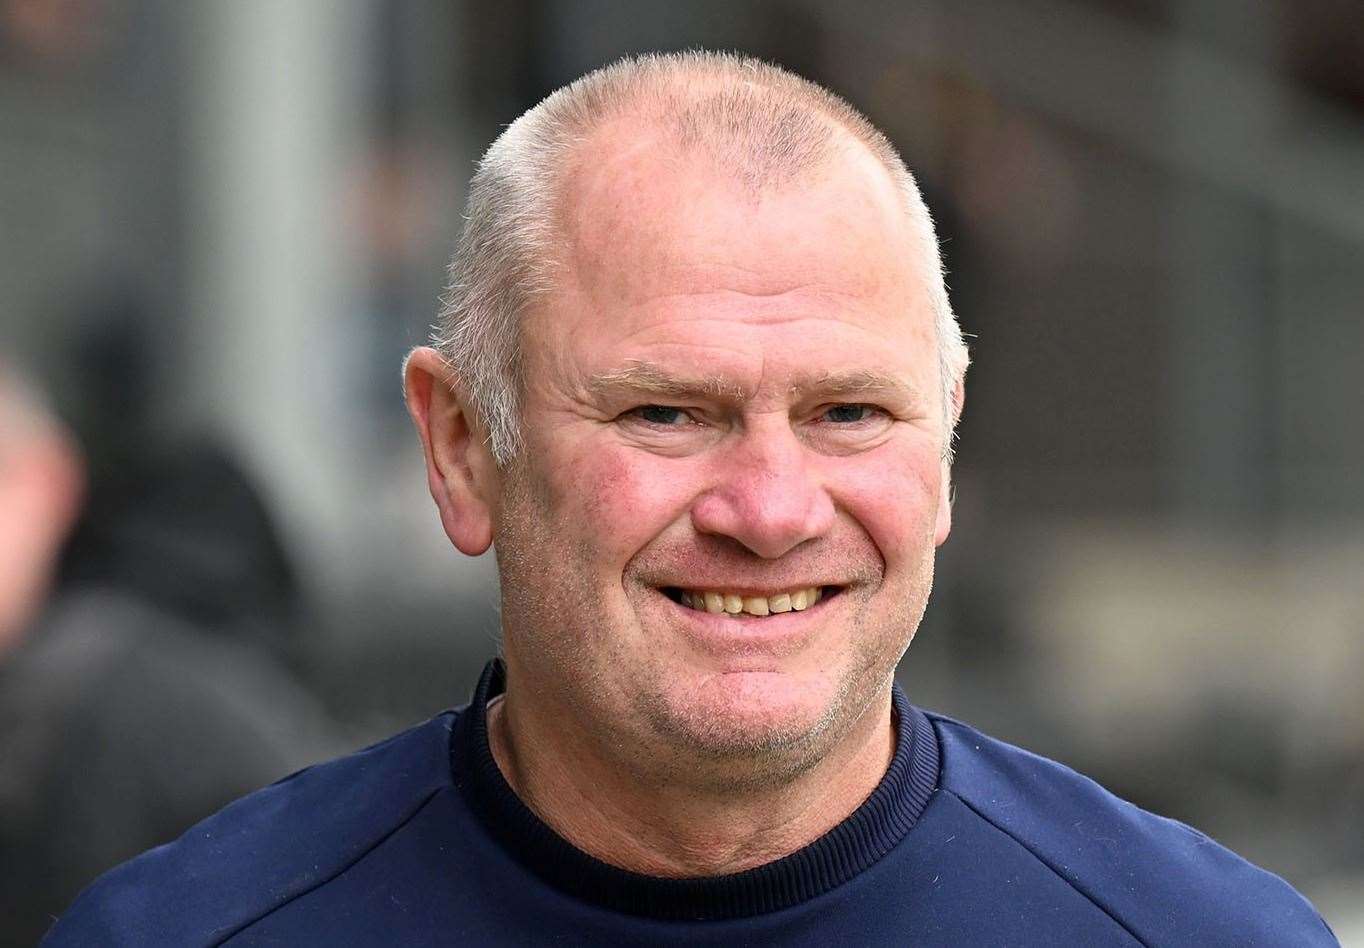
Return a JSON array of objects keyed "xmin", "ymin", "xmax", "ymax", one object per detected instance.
[
  {"xmin": 44, "ymin": 711, "xmax": 459, "ymax": 947},
  {"xmin": 928, "ymin": 713, "xmax": 1338, "ymax": 946},
  {"xmin": 21, "ymin": 590, "xmax": 336, "ymax": 761}
]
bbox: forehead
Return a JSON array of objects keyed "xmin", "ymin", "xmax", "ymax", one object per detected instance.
[
  {"xmin": 553, "ymin": 117, "xmax": 920, "ymax": 304},
  {"xmin": 519, "ymin": 117, "xmax": 936, "ymax": 399}
]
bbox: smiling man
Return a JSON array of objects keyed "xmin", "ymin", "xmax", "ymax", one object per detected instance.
[{"xmin": 49, "ymin": 52, "xmax": 1335, "ymax": 946}]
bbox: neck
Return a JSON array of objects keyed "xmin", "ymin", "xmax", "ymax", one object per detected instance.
[{"xmin": 486, "ymin": 677, "xmax": 896, "ymax": 878}]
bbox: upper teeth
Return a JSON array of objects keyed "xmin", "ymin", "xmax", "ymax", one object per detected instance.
[{"xmin": 677, "ymin": 587, "xmax": 824, "ymax": 616}]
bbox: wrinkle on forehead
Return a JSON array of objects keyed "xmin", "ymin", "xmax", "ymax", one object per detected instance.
[
  {"xmin": 568, "ymin": 251, "xmax": 906, "ymax": 319},
  {"xmin": 612, "ymin": 283, "xmax": 876, "ymax": 321}
]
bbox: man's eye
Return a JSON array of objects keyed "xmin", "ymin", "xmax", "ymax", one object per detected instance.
[
  {"xmin": 822, "ymin": 404, "xmax": 877, "ymax": 424},
  {"xmin": 631, "ymin": 405, "xmax": 689, "ymax": 426}
]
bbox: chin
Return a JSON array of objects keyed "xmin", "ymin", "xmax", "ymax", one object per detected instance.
[{"xmin": 643, "ymin": 668, "xmax": 846, "ymax": 768}]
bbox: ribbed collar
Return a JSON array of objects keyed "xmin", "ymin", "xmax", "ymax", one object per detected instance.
[{"xmin": 450, "ymin": 659, "xmax": 939, "ymax": 921}]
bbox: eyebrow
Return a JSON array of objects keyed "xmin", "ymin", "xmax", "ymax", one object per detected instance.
[
  {"xmin": 588, "ymin": 363, "xmax": 749, "ymax": 400},
  {"xmin": 586, "ymin": 361, "xmax": 924, "ymax": 406},
  {"xmin": 787, "ymin": 369, "xmax": 923, "ymax": 405}
]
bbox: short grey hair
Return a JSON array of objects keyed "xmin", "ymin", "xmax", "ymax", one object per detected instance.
[{"xmin": 428, "ymin": 51, "xmax": 969, "ymax": 466}]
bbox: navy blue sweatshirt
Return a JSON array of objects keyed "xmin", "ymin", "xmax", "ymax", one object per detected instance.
[{"xmin": 47, "ymin": 661, "xmax": 1336, "ymax": 946}]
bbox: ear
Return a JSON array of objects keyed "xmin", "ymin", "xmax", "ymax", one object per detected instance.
[
  {"xmin": 0, "ymin": 430, "xmax": 84, "ymax": 649},
  {"xmin": 404, "ymin": 347, "xmax": 498, "ymax": 556},
  {"xmin": 28, "ymin": 432, "xmax": 85, "ymax": 538},
  {"xmin": 934, "ymin": 379, "xmax": 965, "ymax": 547}
]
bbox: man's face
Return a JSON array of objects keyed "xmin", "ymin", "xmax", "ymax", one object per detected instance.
[{"xmin": 492, "ymin": 129, "xmax": 952, "ymax": 785}]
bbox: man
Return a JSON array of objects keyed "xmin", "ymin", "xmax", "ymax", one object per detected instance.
[
  {"xmin": 49, "ymin": 52, "xmax": 1335, "ymax": 946},
  {"xmin": 0, "ymin": 362, "xmax": 337, "ymax": 945}
]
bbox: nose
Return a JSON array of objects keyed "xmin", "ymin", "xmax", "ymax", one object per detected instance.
[{"xmin": 690, "ymin": 417, "xmax": 836, "ymax": 559}]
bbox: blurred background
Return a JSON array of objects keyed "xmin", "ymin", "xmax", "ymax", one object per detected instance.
[{"xmin": 2, "ymin": 0, "xmax": 1361, "ymax": 942}]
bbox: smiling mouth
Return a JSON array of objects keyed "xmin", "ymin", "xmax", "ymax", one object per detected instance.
[{"xmin": 660, "ymin": 585, "xmax": 840, "ymax": 617}]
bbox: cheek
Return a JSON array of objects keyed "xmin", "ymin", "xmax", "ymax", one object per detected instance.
[
  {"xmin": 830, "ymin": 445, "xmax": 943, "ymax": 567},
  {"xmin": 544, "ymin": 446, "xmax": 699, "ymax": 559}
]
